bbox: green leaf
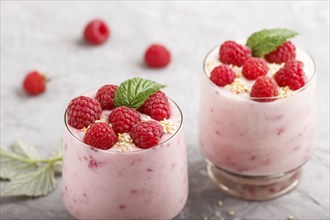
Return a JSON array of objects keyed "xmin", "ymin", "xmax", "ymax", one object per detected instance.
[
  {"xmin": 0, "ymin": 163, "xmax": 56, "ymax": 197},
  {"xmin": 12, "ymin": 139, "xmax": 40, "ymax": 160},
  {"xmin": 0, "ymin": 148, "xmax": 37, "ymax": 180},
  {"xmin": 114, "ymin": 77, "xmax": 166, "ymax": 109},
  {"xmin": 246, "ymin": 28, "xmax": 299, "ymax": 57}
]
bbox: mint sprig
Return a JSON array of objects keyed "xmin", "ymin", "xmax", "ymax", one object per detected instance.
[
  {"xmin": 0, "ymin": 140, "xmax": 63, "ymax": 197},
  {"xmin": 246, "ymin": 28, "xmax": 299, "ymax": 57},
  {"xmin": 114, "ymin": 77, "xmax": 166, "ymax": 109}
]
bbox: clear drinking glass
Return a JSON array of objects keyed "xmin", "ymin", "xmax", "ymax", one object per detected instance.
[
  {"xmin": 62, "ymin": 98, "xmax": 188, "ymax": 219},
  {"xmin": 199, "ymin": 46, "xmax": 316, "ymax": 200}
]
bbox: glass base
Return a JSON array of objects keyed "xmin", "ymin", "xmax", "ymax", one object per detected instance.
[{"xmin": 207, "ymin": 161, "xmax": 302, "ymax": 201}]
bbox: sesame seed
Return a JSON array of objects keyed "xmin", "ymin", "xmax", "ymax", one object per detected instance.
[
  {"xmin": 227, "ymin": 210, "xmax": 235, "ymax": 216},
  {"xmin": 217, "ymin": 200, "xmax": 224, "ymax": 206},
  {"xmin": 287, "ymin": 215, "xmax": 294, "ymax": 220}
]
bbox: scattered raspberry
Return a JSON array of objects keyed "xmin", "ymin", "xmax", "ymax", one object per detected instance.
[
  {"xmin": 95, "ymin": 84, "xmax": 118, "ymax": 110},
  {"xmin": 219, "ymin": 41, "xmax": 252, "ymax": 67},
  {"xmin": 144, "ymin": 44, "xmax": 171, "ymax": 68},
  {"xmin": 139, "ymin": 91, "xmax": 171, "ymax": 121},
  {"xmin": 250, "ymin": 76, "xmax": 279, "ymax": 102},
  {"xmin": 274, "ymin": 60, "xmax": 306, "ymax": 90},
  {"xmin": 130, "ymin": 121, "xmax": 163, "ymax": 149},
  {"xmin": 265, "ymin": 41, "xmax": 296, "ymax": 64},
  {"xmin": 210, "ymin": 64, "xmax": 236, "ymax": 87},
  {"xmin": 22, "ymin": 71, "xmax": 47, "ymax": 96},
  {"xmin": 67, "ymin": 96, "xmax": 102, "ymax": 129},
  {"xmin": 242, "ymin": 58, "xmax": 269, "ymax": 80},
  {"xmin": 83, "ymin": 122, "xmax": 117, "ymax": 150},
  {"xmin": 83, "ymin": 19, "xmax": 109, "ymax": 45},
  {"xmin": 108, "ymin": 106, "xmax": 140, "ymax": 134}
]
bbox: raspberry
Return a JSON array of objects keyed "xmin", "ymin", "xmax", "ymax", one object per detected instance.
[
  {"xmin": 83, "ymin": 122, "xmax": 117, "ymax": 150},
  {"xmin": 67, "ymin": 96, "xmax": 102, "ymax": 129},
  {"xmin": 95, "ymin": 84, "xmax": 118, "ymax": 110},
  {"xmin": 22, "ymin": 71, "xmax": 46, "ymax": 96},
  {"xmin": 265, "ymin": 41, "xmax": 296, "ymax": 64},
  {"xmin": 274, "ymin": 60, "xmax": 306, "ymax": 90},
  {"xmin": 219, "ymin": 41, "xmax": 252, "ymax": 67},
  {"xmin": 242, "ymin": 58, "xmax": 269, "ymax": 80},
  {"xmin": 144, "ymin": 44, "xmax": 171, "ymax": 68},
  {"xmin": 210, "ymin": 64, "xmax": 236, "ymax": 87},
  {"xmin": 250, "ymin": 76, "xmax": 279, "ymax": 102},
  {"xmin": 139, "ymin": 91, "xmax": 171, "ymax": 121},
  {"xmin": 130, "ymin": 121, "xmax": 163, "ymax": 149},
  {"xmin": 108, "ymin": 106, "xmax": 140, "ymax": 134},
  {"xmin": 83, "ymin": 19, "xmax": 109, "ymax": 45}
]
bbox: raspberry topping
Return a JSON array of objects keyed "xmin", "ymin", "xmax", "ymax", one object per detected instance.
[
  {"xmin": 274, "ymin": 60, "xmax": 306, "ymax": 90},
  {"xmin": 219, "ymin": 41, "xmax": 252, "ymax": 67},
  {"xmin": 83, "ymin": 19, "xmax": 109, "ymax": 45},
  {"xmin": 144, "ymin": 44, "xmax": 171, "ymax": 68},
  {"xmin": 83, "ymin": 122, "xmax": 117, "ymax": 150},
  {"xmin": 108, "ymin": 106, "xmax": 140, "ymax": 134},
  {"xmin": 95, "ymin": 84, "xmax": 118, "ymax": 110},
  {"xmin": 67, "ymin": 96, "xmax": 102, "ymax": 129},
  {"xmin": 250, "ymin": 76, "xmax": 279, "ymax": 102},
  {"xmin": 139, "ymin": 91, "xmax": 171, "ymax": 121},
  {"xmin": 242, "ymin": 58, "xmax": 269, "ymax": 80},
  {"xmin": 210, "ymin": 64, "xmax": 236, "ymax": 87},
  {"xmin": 22, "ymin": 71, "xmax": 46, "ymax": 96},
  {"xmin": 130, "ymin": 121, "xmax": 163, "ymax": 149},
  {"xmin": 265, "ymin": 41, "xmax": 296, "ymax": 64}
]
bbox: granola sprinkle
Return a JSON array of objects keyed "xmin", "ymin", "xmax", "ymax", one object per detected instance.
[{"xmin": 160, "ymin": 119, "xmax": 178, "ymax": 134}]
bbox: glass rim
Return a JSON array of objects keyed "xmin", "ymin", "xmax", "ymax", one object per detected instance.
[
  {"xmin": 202, "ymin": 44, "xmax": 317, "ymax": 101},
  {"xmin": 64, "ymin": 97, "xmax": 184, "ymax": 155}
]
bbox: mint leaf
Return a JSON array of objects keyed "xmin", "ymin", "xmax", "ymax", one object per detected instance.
[
  {"xmin": 114, "ymin": 77, "xmax": 166, "ymax": 109},
  {"xmin": 0, "ymin": 163, "xmax": 56, "ymax": 197},
  {"xmin": 246, "ymin": 28, "xmax": 299, "ymax": 57}
]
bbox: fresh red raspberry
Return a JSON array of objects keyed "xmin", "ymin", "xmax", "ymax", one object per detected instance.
[
  {"xmin": 250, "ymin": 76, "xmax": 279, "ymax": 102},
  {"xmin": 130, "ymin": 121, "xmax": 163, "ymax": 149},
  {"xmin": 83, "ymin": 19, "xmax": 109, "ymax": 45},
  {"xmin": 139, "ymin": 91, "xmax": 171, "ymax": 121},
  {"xmin": 219, "ymin": 41, "xmax": 252, "ymax": 67},
  {"xmin": 95, "ymin": 84, "xmax": 118, "ymax": 110},
  {"xmin": 22, "ymin": 71, "xmax": 47, "ymax": 96},
  {"xmin": 83, "ymin": 122, "xmax": 117, "ymax": 150},
  {"xmin": 108, "ymin": 106, "xmax": 140, "ymax": 134},
  {"xmin": 210, "ymin": 64, "xmax": 236, "ymax": 87},
  {"xmin": 274, "ymin": 60, "xmax": 306, "ymax": 90},
  {"xmin": 67, "ymin": 96, "xmax": 102, "ymax": 129},
  {"xmin": 265, "ymin": 41, "xmax": 296, "ymax": 64},
  {"xmin": 242, "ymin": 58, "xmax": 269, "ymax": 80},
  {"xmin": 144, "ymin": 44, "xmax": 171, "ymax": 68}
]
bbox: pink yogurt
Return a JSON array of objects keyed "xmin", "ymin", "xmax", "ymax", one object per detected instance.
[
  {"xmin": 199, "ymin": 46, "xmax": 316, "ymax": 177},
  {"xmin": 62, "ymin": 92, "xmax": 188, "ymax": 219}
]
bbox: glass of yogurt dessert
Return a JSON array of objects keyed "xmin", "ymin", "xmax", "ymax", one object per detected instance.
[
  {"xmin": 62, "ymin": 78, "xmax": 188, "ymax": 219},
  {"xmin": 199, "ymin": 29, "xmax": 316, "ymax": 200}
]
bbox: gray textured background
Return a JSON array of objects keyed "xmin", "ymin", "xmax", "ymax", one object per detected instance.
[{"xmin": 1, "ymin": 1, "xmax": 329, "ymax": 219}]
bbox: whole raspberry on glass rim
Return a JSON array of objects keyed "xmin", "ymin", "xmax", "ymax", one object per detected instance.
[
  {"xmin": 250, "ymin": 76, "xmax": 279, "ymax": 102},
  {"xmin": 65, "ymin": 77, "xmax": 182, "ymax": 151},
  {"xmin": 219, "ymin": 41, "xmax": 252, "ymax": 67},
  {"xmin": 83, "ymin": 19, "xmax": 109, "ymax": 45},
  {"xmin": 265, "ymin": 41, "xmax": 296, "ymax": 64},
  {"xmin": 210, "ymin": 64, "xmax": 236, "ymax": 87},
  {"xmin": 274, "ymin": 59, "xmax": 306, "ymax": 90},
  {"xmin": 144, "ymin": 44, "xmax": 171, "ymax": 68},
  {"xmin": 22, "ymin": 70, "xmax": 47, "ymax": 96},
  {"xmin": 83, "ymin": 122, "xmax": 117, "ymax": 150}
]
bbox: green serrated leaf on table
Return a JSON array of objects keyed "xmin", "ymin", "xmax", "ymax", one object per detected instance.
[
  {"xmin": 114, "ymin": 77, "xmax": 166, "ymax": 109},
  {"xmin": 0, "ymin": 148, "xmax": 37, "ymax": 180},
  {"xmin": 12, "ymin": 139, "xmax": 40, "ymax": 160},
  {"xmin": 246, "ymin": 28, "xmax": 299, "ymax": 57},
  {"xmin": 0, "ymin": 163, "xmax": 56, "ymax": 197}
]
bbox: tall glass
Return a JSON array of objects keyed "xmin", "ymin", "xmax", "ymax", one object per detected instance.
[
  {"xmin": 199, "ymin": 46, "xmax": 316, "ymax": 200},
  {"xmin": 62, "ymin": 99, "xmax": 188, "ymax": 219}
]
